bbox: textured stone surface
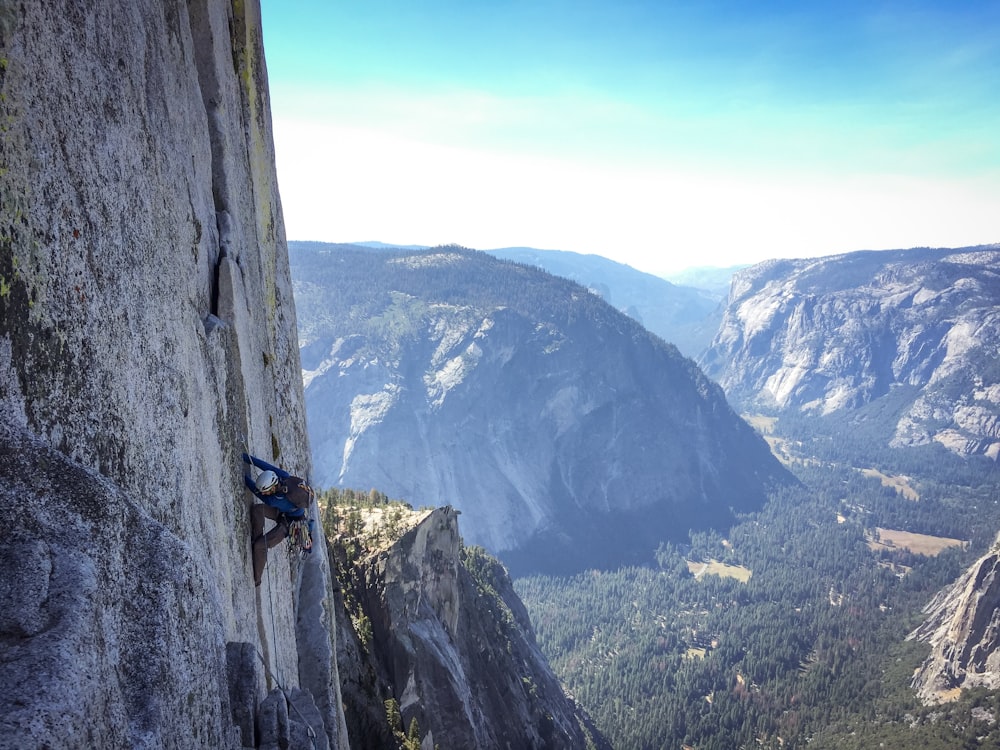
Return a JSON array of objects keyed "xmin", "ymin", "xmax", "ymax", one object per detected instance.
[
  {"xmin": 226, "ymin": 641, "xmax": 259, "ymax": 747},
  {"xmin": 0, "ymin": 1, "xmax": 345, "ymax": 747},
  {"xmin": 0, "ymin": 422, "xmax": 241, "ymax": 749},
  {"xmin": 701, "ymin": 246, "xmax": 1000, "ymax": 457},
  {"xmin": 909, "ymin": 535, "xmax": 1000, "ymax": 703},
  {"xmin": 258, "ymin": 688, "xmax": 329, "ymax": 750}
]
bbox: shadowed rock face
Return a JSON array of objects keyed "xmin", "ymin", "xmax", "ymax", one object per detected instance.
[
  {"xmin": 0, "ymin": 1, "xmax": 346, "ymax": 747},
  {"xmin": 700, "ymin": 246, "xmax": 1000, "ymax": 458},
  {"xmin": 291, "ymin": 244, "xmax": 789, "ymax": 574},
  {"xmin": 333, "ymin": 507, "xmax": 612, "ymax": 750},
  {"xmin": 0, "ymin": 423, "xmax": 241, "ymax": 748},
  {"xmin": 909, "ymin": 535, "xmax": 1000, "ymax": 704}
]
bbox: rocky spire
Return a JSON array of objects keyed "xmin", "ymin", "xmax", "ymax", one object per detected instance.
[{"xmin": 909, "ymin": 534, "xmax": 1000, "ymax": 704}]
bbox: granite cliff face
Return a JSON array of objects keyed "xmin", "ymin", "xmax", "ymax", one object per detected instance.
[
  {"xmin": 0, "ymin": 2, "xmax": 346, "ymax": 747},
  {"xmin": 330, "ymin": 505, "xmax": 611, "ymax": 749},
  {"xmin": 909, "ymin": 535, "xmax": 1000, "ymax": 704},
  {"xmin": 291, "ymin": 243, "xmax": 789, "ymax": 574},
  {"xmin": 700, "ymin": 246, "xmax": 1000, "ymax": 458}
]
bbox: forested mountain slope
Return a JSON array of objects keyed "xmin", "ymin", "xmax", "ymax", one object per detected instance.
[
  {"xmin": 487, "ymin": 246, "xmax": 721, "ymax": 358},
  {"xmin": 356, "ymin": 242, "xmax": 725, "ymax": 358},
  {"xmin": 290, "ymin": 242, "xmax": 790, "ymax": 574},
  {"xmin": 516, "ymin": 416, "xmax": 1000, "ymax": 749},
  {"xmin": 700, "ymin": 245, "xmax": 1000, "ymax": 458}
]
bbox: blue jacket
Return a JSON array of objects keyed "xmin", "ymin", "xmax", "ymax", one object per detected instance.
[{"xmin": 243, "ymin": 453, "xmax": 310, "ymax": 518}]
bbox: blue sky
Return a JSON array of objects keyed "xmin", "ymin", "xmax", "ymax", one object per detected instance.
[{"xmin": 259, "ymin": 0, "xmax": 1000, "ymax": 275}]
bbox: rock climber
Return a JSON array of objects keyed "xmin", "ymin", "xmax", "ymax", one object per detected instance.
[{"xmin": 242, "ymin": 453, "xmax": 314, "ymax": 586}]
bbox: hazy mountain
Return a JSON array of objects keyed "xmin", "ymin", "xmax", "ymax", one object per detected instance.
[
  {"xmin": 700, "ymin": 245, "xmax": 1000, "ymax": 458},
  {"xmin": 335, "ymin": 242, "xmax": 725, "ymax": 358},
  {"xmin": 485, "ymin": 246, "xmax": 722, "ymax": 358},
  {"xmin": 290, "ymin": 242, "xmax": 790, "ymax": 574},
  {"xmin": 351, "ymin": 240, "xmax": 431, "ymax": 251},
  {"xmin": 664, "ymin": 264, "xmax": 749, "ymax": 300}
]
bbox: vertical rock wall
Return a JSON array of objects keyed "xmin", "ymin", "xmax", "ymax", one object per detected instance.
[{"xmin": 0, "ymin": 1, "xmax": 345, "ymax": 747}]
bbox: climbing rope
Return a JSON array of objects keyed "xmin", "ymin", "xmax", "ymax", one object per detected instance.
[{"xmin": 266, "ymin": 548, "xmax": 280, "ymax": 684}]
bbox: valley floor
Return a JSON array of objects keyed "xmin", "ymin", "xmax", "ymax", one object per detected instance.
[{"xmin": 515, "ymin": 417, "xmax": 1000, "ymax": 749}]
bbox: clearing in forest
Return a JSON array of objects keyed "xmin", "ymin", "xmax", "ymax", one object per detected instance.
[
  {"xmin": 328, "ymin": 503, "xmax": 433, "ymax": 552},
  {"xmin": 745, "ymin": 414, "xmax": 777, "ymax": 433},
  {"xmin": 686, "ymin": 559, "xmax": 753, "ymax": 582},
  {"xmin": 867, "ymin": 527, "xmax": 967, "ymax": 556},
  {"xmin": 860, "ymin": 467, "xmax": 920, "ymax": 501},
  {"xmin": 744, "ymin": 413, "xmax": 819, "ymax": 467}
]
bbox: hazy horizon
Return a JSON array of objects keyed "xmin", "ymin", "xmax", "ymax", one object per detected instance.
[{"xmin": 261, "ymin": 1, "xmax": 1000, "ymax": 277}]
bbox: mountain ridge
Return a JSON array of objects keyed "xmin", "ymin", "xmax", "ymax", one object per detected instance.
[
  {"xmin": 486, "ymin": 245, "xmax": 722, "ymax": 357},
  {"xmin": 291, "ymin": 241, "xmax": 791, "ymax": 574},
  {"xmin": 322, "ymin": 241, "xmax": 726, "ymax": 357},
  {"xmin": 328, "ymin": 501, "xmax": 611, "ymax": 748},
  {"xmin": 701, "ymin": 244, "xmax": 1000, "ymax": 458}
]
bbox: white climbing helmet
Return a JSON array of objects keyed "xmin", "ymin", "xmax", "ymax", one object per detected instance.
[{"xmin": 256, "ymin": 470, "xmax": 279, "ymax": 493}]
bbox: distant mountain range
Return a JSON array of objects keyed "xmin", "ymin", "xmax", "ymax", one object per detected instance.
[
  {"xmin": 292, "ymin": 238, "xmax": 1000, "ymax": 731},
  {"xmin": 486, "ymin": 246, "xmax": 723, "ymax": 358},
  {"xmin": 307, "ymin": 240, "xmax": 1000, "ymax": 460},
  {"xmin": 290, "ymin": 242, "xmax": 790, "ymax": 574},
  {"xmin": 345, "ymin": 241, "xmax": 729, "ymax": 358},
  {"xmin": 700, "ymin": 245, "xmax": 1000, "ymax": 458},
  {"xmin": 664, "ymin": 264, "xmax": 750, "ymax": 298}
]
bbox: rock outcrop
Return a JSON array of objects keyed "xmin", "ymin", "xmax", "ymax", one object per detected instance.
[
  {"xmin": 0, "ymin": 1, "xmax": 346, "ymax": 747},
  {"xmin": 700, "ymin": 246, "xmax": 1000, "ymax": 458},
  {"xmin": 291, "ymin": 243, "xmax": 790, "ymax": 574},
  {"xmin": 909, "ymin": 535, "xmax": 1000, "ymax": 704},
  {"xmin": 331, "ymin": 505, "xmax": 611, "ymax": 749}
]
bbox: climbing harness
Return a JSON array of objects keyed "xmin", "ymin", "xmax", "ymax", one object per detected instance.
[
  {"xmin": 288, "ymin": 517, "xmax": 314, "ymax": 553},
  {"xmin": 289, "ymin": 478, "xmax": 316, "ymax": 554}
]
